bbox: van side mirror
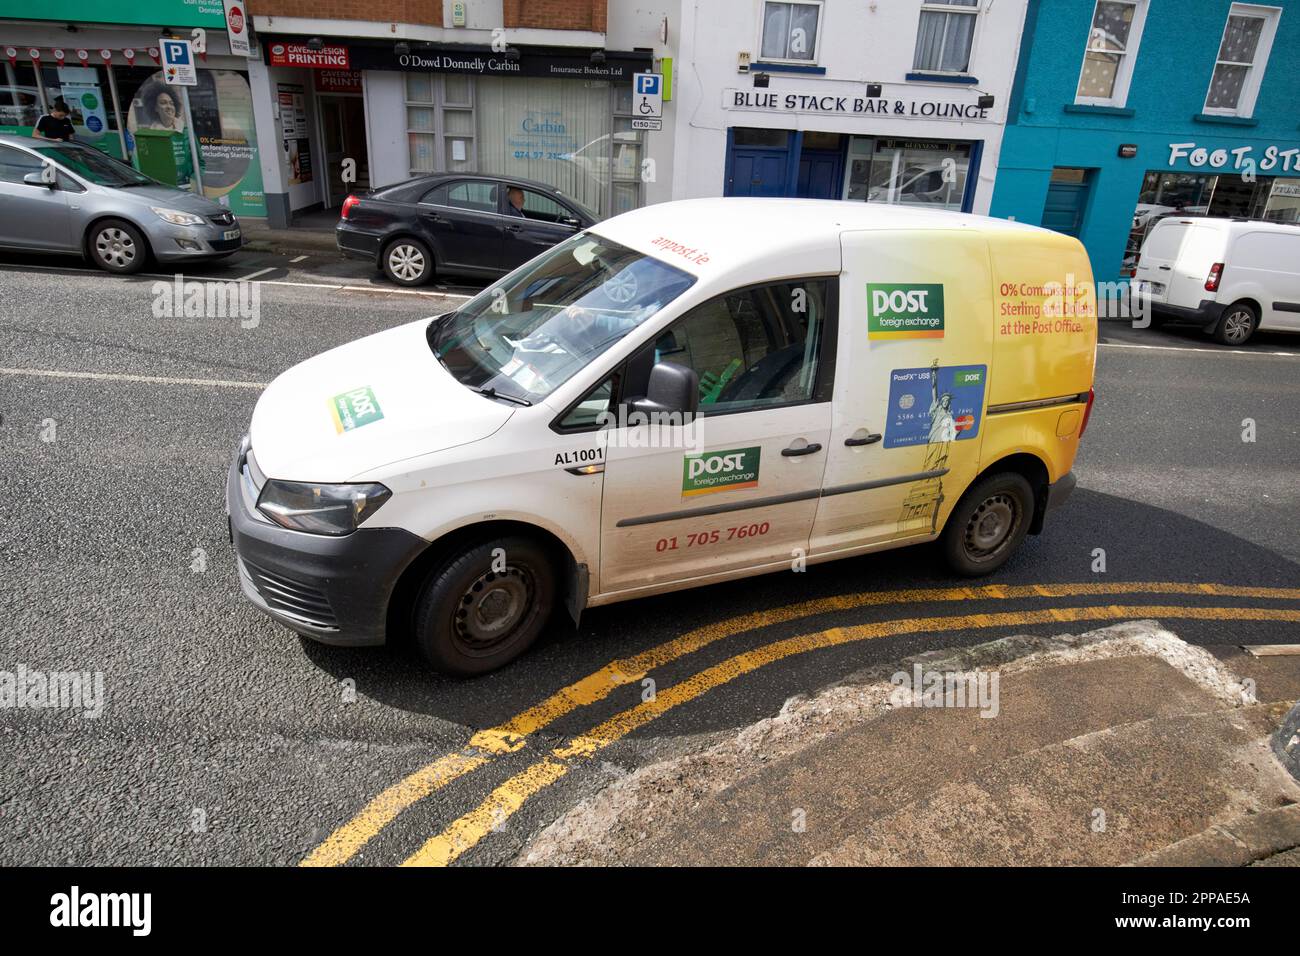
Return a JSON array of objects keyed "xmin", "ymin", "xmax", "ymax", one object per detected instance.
[{"xmin": 627, "ymin": 362, "xmax": 699, "ymax": 418}]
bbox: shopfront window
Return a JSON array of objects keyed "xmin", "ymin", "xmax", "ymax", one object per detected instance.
[
  {"xmin": 845, "ymin": 137, "xmax": 970, "ymax": 211},
  {"xmin": 760, "ymin": 1, "xmax": 822, "ymax": 63},
  {"xmin": 404, "ymin": 73, "xmax": 641, "ymax": 220},
  {"xmin": 913, "ymin": 0, "xmax": 979, "ymax": 74},
  {"xmin": 113, "ymin": 66, "xmax": 265, "ymax": 216},
  {"xmin": 1122, "ymin": 169, "xmax": 1299, "ymax": 274},
  {"xmin": 478, "ymin": 76, "xmax": 624, "ymax": 219},
  {"xmin": 407, "ymin": 73, "xmax": 476, "ymax": 175},
  {"xmin": 36, "ymin": 65, "xmax": 125, "ymax": 159},
  {"xmin": 1, "ymin": 62, "xmax": 44, "ymax": 133}
]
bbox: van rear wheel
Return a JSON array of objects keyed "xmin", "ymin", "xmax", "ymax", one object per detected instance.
[
  {"xmin": 1214, "ymin": 302, "xmax": 1257, "ymax": 346},
  {"xmin": 941, "ymin": 472, "xmax": 1034, "ymax": 577},
  {"xmin": 412, "ymin": 536, "xmax": 557, "ymax": 675}
]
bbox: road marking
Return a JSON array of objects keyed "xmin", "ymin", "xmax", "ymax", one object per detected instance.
[
  {"xmin": 401, "ymin": 603, "xmax": 1300, "ymax": 867},
  {"xmin": 1099, "ymin": 341, "xmax": 1299, "ymax": 358},
  {"xmin": 0, "ymin": 366, "xmax": 266, "ymax": 389},
  {"xmin": 290, "ymin": 255, "xmax": 309, "ymax": 263},
  {"xmin": 236, "ymin": 267, "xmax": 277, "ymax": 282},
  {"xmin": 0, "ymin": 263, "xmax": 473, "ymax": 299},
  {"xmin": 1242, "ymin": 644, "xmax": 1300, "ymax": 657},
  {"xmin": 301, "ymin": 581, "xmax": 1300, "ymax": 867},
  {"xmin": 338, "ymin": 284, "xmax": 471, "ymax": 299}
]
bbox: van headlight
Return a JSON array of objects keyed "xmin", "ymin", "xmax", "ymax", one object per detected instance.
[
  {"xmin": 256, "ymin": 480, "xmax": 392, "ymax": 536},
  {"xmin": 151, "ymin": 206, "xmax": 206, "ymax": 226}
]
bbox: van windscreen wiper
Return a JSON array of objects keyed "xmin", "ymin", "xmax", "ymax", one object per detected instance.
[{"xmin": 470, "ymin": 386, "xmax": 532, "ymax": 407}]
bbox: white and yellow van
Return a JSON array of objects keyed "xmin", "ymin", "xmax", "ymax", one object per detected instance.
[{"xmin": 227, "ymin": 199, "xmax": 1097, "ymax": 674}]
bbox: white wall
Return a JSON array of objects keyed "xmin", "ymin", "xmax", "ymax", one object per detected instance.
[
  {"xmin": 606, "ymin": 0, "xmax": 682, "ymax": 208},
  {"xmin": 363, "ymin": 70, "xmax": 409, "ymax": 189},
  {"xmin": 671, "ymin": 0, "xmax": 1029, "ymax": 213}
]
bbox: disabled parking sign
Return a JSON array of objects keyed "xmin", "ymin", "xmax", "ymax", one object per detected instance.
[{"xmin": 633, "ymin": 72, "xmax": 663, "ymax": 130}]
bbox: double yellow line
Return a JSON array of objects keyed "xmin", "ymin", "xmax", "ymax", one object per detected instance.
[{"xmin": 301, "ymin": 582, "xmax": 1300, "ymax": 867}]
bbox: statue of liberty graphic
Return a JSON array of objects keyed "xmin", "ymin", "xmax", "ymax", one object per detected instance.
[{"xmin": 900, "ymin": 359, "xmax": 954, "ymax": 534}]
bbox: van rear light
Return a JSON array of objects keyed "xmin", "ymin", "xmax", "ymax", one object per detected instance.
[
  {"xmin": 1205, "ymin": 262, "xmax": 1224, "ymax": 292},
  {"xmin": 1079, "ymin": 388, "xmax": 1096, "ymax": 438},
  {"xmin": 341, "ymin": 194, "xmax": 360, "ymax": 220}
]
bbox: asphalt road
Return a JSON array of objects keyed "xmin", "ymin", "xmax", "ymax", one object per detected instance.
[{"xmin": 1, "ymin": 249, "xmax": 1298, "ymax": 866}]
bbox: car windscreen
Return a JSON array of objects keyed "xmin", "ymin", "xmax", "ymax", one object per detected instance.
[
  {"xmin": 35, "ymin": 145, "xmax": 153, "ymax": 187},
  {"xmin": 429, "ymin": 233, "xmax": 695, "ymax": 404}
]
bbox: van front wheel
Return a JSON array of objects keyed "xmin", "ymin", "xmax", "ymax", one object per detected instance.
[
  {"xmin": 941, "ymin": 472, "xmax": 1034, "ymax": 577},
  {"xmin": 412, "ymin": 536, "xmax": 557, "ymax": 675}
]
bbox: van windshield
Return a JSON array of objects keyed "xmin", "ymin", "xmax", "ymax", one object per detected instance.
[{"xmin": 429, "ymin": 233, "xmax": 695, "ymax": 403}]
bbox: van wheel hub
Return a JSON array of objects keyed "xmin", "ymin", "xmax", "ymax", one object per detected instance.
[
  {"xmin": 455, "ymin": 567, "xmax": 532, "ymax": 648},
  {"xmin": 1222, "ymin": 309, "xmax": 1253, "ymax": 344},
  {"xmin": 966, "ymin": 494, "xmax": 1017, "ymax": 556}
]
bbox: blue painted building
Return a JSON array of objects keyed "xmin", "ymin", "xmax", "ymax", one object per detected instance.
[{"xmin": 991, "ymin": 0, "xmax": 1300, "ymax": 281}]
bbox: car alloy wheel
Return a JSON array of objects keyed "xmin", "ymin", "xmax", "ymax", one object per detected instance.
[
  {"xmin": 95, "ymin": 228, "xmax": 137, "ymax": 269},
  {"xmin": 1220, "ymin": 308, "xmax": 1254, "ymax": 346},
  {"xmin": 387, "ymin": 244, "xmax": 426, "ymax": 283}
]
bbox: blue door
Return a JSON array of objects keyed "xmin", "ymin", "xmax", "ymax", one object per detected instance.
[
  {"xmin": 797, "ymin": 149, "xmax": 844, "ymax": 200},
  {"xmin": 1042, "ymin": 169, "xmax": 1092, "ymax": 237},
  {"xmin": 728, "ymin": 149, "xmax": 790, "ymax": 197},
  {"xmin": 726, "ymin": 128, "xmax": 792, "ymax": 197}
]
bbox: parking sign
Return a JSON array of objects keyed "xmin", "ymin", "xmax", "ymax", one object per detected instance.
[
  {"xmin": 161, "ymin": 38, "xmax": 197, "ymax": 86},
  {"xmin": 633, "ymin": 72, "xmax": 663, "ymax": 119}
]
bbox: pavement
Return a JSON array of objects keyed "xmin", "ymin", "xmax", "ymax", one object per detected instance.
[
  {"xmin": 518, "ymin": 621, "xmax": 1300, "ymax": 866},
  {"xmin": 1, "ymin": 245, "xmax": 1298, "ymax": 866}
]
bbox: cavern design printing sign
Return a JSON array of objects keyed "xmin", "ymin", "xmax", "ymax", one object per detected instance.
[{"xmin": 724, "ymin": 89, "xmax": 991, "ymax": 122}]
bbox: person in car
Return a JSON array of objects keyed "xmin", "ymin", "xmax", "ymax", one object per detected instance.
[{"xmin": 505, "ymin": 186, "xmax": 528, "ymax": 217}]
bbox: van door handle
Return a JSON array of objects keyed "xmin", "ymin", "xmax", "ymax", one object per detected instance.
[
  {"xmin": 844, "ymin": 432, "xmax": 882, "ymax": 447},
  {"xmin": 781, "ymin": 442, "xmax": 823, "ymax": 457},
  {"xmin": 1158, "ymin": 265, "xmax": 1171, "ymax": 270}
]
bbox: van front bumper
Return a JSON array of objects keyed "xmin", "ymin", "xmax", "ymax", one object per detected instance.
[{"xmin": 225, "ymin": 445, "xmax": 428, "ymax": 647}]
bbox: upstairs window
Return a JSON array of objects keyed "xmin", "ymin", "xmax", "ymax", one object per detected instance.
[
  {"xmin": 1203, "ymin": 4, "xmax": 1279, "ymax": 117},
  {"xmin": 760, "ymin": 1, "xmax": 823, "ymax": 63},
  {"xmin": 913, "ymin": 0, "xmax": 980, "ymax": 74},
  {"xmin": 1075, "ymin": 1, "xmax": 1148, "ymax": 107}
]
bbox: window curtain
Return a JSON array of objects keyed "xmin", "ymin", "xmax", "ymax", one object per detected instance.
[{"xmin": 475, "ymin": 76, "xmax": 612, "ymax": 217}]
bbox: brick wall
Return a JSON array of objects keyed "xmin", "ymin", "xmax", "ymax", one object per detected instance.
[
  {"xmin": 503, "ymin": 0, "xmax": 606, "ymax": 32},
  {"xmin": 248, "ymin": 0, "xmax": 607, "ymax": 31}
]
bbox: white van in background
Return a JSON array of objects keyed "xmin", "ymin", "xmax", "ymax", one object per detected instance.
[{"xmin": 1133, "ymin": 216, "xmax": 1300, "ymax": 346}]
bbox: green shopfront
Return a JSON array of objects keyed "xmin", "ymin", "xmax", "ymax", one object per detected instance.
[{"xmin": 1, "ymin": 2, "xmax": 269, "ymax": 217}]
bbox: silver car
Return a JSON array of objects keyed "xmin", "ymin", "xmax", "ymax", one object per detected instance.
[{"xmin": 0, "ymin": 132, "xmax": 242, "ymax": 274}]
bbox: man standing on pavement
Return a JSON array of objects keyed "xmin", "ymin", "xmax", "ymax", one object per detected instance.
[{"xmin": 33, "ymin": 99, "xmax": 76, "ymax": 142}]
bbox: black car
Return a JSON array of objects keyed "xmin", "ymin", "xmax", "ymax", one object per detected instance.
[{"xmin": 336, "ymin": 173, "xmax": 598, "ymax": 286}]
